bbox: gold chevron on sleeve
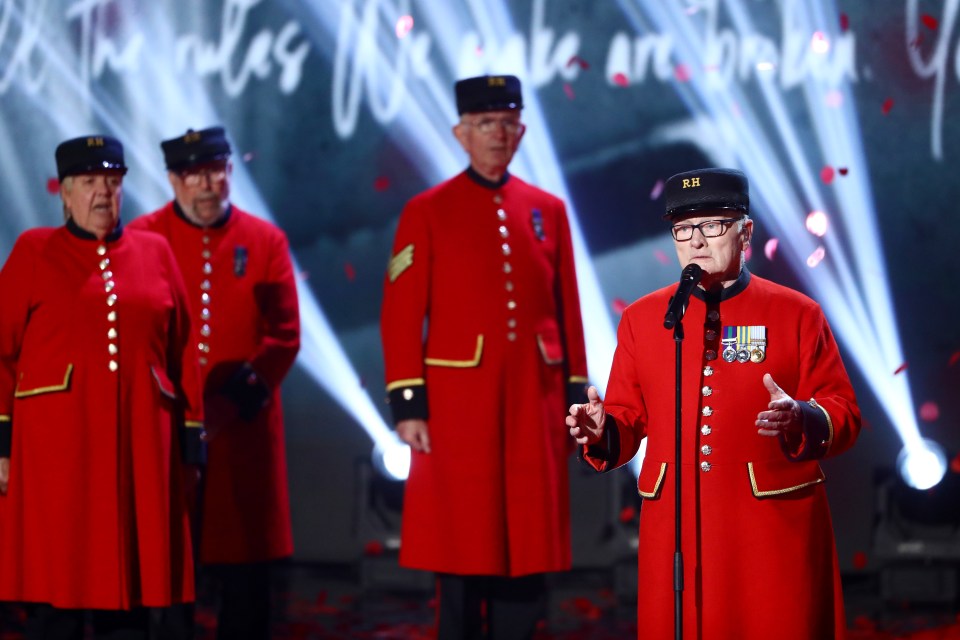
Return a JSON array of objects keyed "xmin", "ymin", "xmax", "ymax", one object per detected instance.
[{"xmin": 388, "ymin": 244, "xmax": 415, "ymax": 283}]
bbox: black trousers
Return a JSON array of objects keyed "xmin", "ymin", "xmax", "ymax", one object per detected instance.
[
  {"xmin": 435, "ymin": 573, "xmax": 547, "ymax": 640},
  {"xmin": 25, "ymin": 604, "xmax": 149, "ymax": 640},
  {"xmin": 152, "ymin": 562, "xmax": 272, "ymax": 640}
]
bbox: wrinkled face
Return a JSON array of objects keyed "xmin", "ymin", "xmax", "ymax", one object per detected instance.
[
  {"xmin": 61, "ymin": 172, "xmax": 124, "ymax": 239},
  {"xmin": 169, "ymin": 160, "xmax": 231, "ymax": 226},
  {"xmin": 453, "ymin": 109, "xmax": 525, "ymax": 178},
  {"xmin": 671, "ymin": 211, "xmax": 752, "ymax": 287}
]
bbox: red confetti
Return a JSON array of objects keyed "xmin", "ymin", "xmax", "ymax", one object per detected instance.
[
  {"xmin": 46, "ymin": 177, "xmax": 60, "ymax": 194},
  {"xmin": 919, "ymin": 401, "xmax": 940, "ymax": 422},
  {"xmin": 922, "ymin": 14, "xmax": 939, "ymax": 30},
  {"xmin": 563, "ymin": 82, "xmax": 575, "ymax": 100},
  {"xmin": 839, "ymin": 13, "xmax": 849, "ymax": 32},
  {"xmin": 344, "ymin": 262, "xmax": 356, "ymax": 282},
  {"xmin": 910, "ymin": 34, "xmax": 925, "ymax": 49},
  {"xmin": 948, "ymin": 350, "xmax": 960, "ymax": 367},
  {"xmin": 893, "ymin": 362, "xmax": 908, "ymax": 375},
  {"xmin": 950, "ymin": 453, "xmax": 960, "ymax": 474},
  {"xmin": 619, "ymin": 506, "xmax": 636, "ymax": 523},
  {"xmin": 852, "ymin": 551, "xmax": 868, "ymax": 569},
  {"xmin": 838, "ymin": 167, "xmax": 849, "ymax": 175},
  {"xmin": 881, "ymin": 98, "xmax": 894, "ymax": 115},
  {"xmin": 242, "ymin": 151, "xmax": 256, "ymax": 163},
  {"xmin": 654, "ymin": 249, "xmax": 671, "ymax": 265},
  {"xmin": 612, "ymin": 72, "xmax": 629, "ymax": 87},
  {"xmin": 297, "ymin": 270, "xmax": 310, "ymax": 281},
  {"xmin": 820, "ymin": 165, "xmax": 835, "ymax": 184},
  {"xmin": 612, "ymin": 298, "xmax": 628, "ymax": 315},
  {"xmin": 764, "ymin": 238, "xmax": 779, "ymax": 261},
  {"xmin": 373, "ymin": 176, "xmax": 390, "ymax": 192},
  {"xmin": 852, "ymin": 614, "xmax": 876, "ymax": 631},
  {"xmin": 674, "ymin": 63, "xmax": 691, "ymax": 82},
  {"xmin": 566, "ymin": 55, "xmax": 590, "ymax": 70},
  {"xmin": 363, "ymin": 540, "xmax": 384, "ymax": 556}
]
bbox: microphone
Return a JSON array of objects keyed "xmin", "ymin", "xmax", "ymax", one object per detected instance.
[{"xmin": 663, "ymin": 263, "xmax": 703, "ymax": 329}]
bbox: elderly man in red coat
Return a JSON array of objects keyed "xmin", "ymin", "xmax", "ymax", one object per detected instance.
[
  {"xmin": 381, "ymin": 75, "xmax": 589, "ymax": 639},
  {"xmin": 128, "ymin": 127, "xmax": 300, "ymax": 640},
  {"xmin": 0, "ymin": 135, "xmax": 204, "ymax": 638},
  {"xmin": 568, "ymin": 168, "xmax": 861, "ymax": 639}
]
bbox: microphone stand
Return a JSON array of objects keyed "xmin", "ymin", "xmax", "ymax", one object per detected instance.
[{"xmin": 671, "ymin": 319, "xmax": 684, "ymax": 640}]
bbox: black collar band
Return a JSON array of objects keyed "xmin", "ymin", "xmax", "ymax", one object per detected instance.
[
  {"xmin": 466, "ymin": 166, "xmax": 510, "ymax": 189},
  {"xmin": 66, "ymin": 217, "xmax": 123, "ymax": 242},
  {"xmin": 692, "ymin": 268, "xmax": 751, "ymax": 304}
]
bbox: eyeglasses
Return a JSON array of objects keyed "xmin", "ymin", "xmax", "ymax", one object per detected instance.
[
  {"xmin": 671, "ymin": 218, "xmax": 742, "ymax": 242},
  {"xmin": 179, "ymin": 167, "xmax": 228, "ymax": 187},
  {"xmin": 462, "ymin": 118, "xmax": 526, "ymax": 135}
]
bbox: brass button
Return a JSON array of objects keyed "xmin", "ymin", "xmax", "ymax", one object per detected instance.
[
  {"xmin": 702, "ymin": 386, "xmax": 713, "ymax": 397},
  {"xmin": 701, "ymin": 425, "xmax": 712, "ymax": 436},
  {"xmin": 108, "ymin": 360, "xmax": 118, "ymax": 372},
  {"xmin": 97, "ymin": 245, "xmax": 107, "ymax": 256},
  {"xmin": 703, "ymin": 366, "xmax": 714, "ymax": 376},
  {"xmin": 700, "ymin": 461, "xmax": 712, "ymax": 472},
  {"xmin": 702, "ymin": 406, "xmax": 713, "ymax": 417},
  {"xmin": 701, "ymin": 445, "xmax": 713, "ymax": 456}
]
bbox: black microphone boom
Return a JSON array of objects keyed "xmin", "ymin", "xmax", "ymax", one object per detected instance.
[{"xmin": 663, "ymin": 263, "xmax": 703, "ymax": 329}]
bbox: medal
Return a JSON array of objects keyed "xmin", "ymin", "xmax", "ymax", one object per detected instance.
[{"xmin": 722, "ymin": 325, "xmax": 768, "ymax": 363}]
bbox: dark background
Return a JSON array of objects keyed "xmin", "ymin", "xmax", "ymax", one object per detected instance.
[{"xmin": 1, "ymin": 0, "xmax": 957, "ymax": 585}]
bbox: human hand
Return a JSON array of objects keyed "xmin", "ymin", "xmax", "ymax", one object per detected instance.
[
  {"xmin": 566, "ymin": 385, "xmax": 606, "ymax": 445},
  {"xmin": 0, "ymin": 457, "xmax": 8, "ymax": 495},
  {"xmin": 756, "ymin": 373, "xmax": 803, "ymax": 437},
  {"xmin": 397, "ymin": 419, "xmax": 431, "ymax": 454}
]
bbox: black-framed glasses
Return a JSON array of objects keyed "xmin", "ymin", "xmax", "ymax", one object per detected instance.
[
  {"xmin": 671, "ymin": 217, "xmax": 743, "ymax": 242},
  {"xmin": 462, "ymin": 118, "xmax": 526, "ymax": 135}
]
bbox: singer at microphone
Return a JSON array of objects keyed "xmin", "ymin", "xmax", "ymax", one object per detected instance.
[{"xmin": 663, "ymin": 263, "xmax": 703, "ymax": 329}]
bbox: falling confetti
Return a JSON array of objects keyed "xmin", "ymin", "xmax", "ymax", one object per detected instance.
[
  {"xmin": 893, "ymin": 362, "xmax": 908, "ymax": 375},
  {"xmin": 764, "ymin": 238, "xmax": 779, "ymax": 261},
  {"xmin": 881, "ymin": 98, "xmax": 894, "ymax": 115},
  {"xmin": 824, "ymin": 89, "xmax": 844, "ymax": 108},
  {"xmin": 363, "ymin": 540, "xmax": 384, "ymax": 556},
  {"xmin": 810, "ymin": 31, "xmax": 830, "ymax": 54},
  {"xmin": 394, "ymin": 14, "xmax": 414, "ymax": 39},
  {"xmin": 852, "ymin": 551, "xmax": 868, "ymax": 569},
  {"xmin": 373, "ymin": 176, "xmax": 390, "ymax": 192},
  {"xmin": 919, "ymin": 401, "xmax": 940, "ymax": 422},
  {"xmin": 612, "ymin": 298, "xmax": 628, "ymax": 315},
  {"xmin": 46, "ymin": 177, "xmax": 60, "ymax": 194},
  {"xmin": 921, "ymin": 14, "xmax": 939, "ymax": 30},
  {"xmin": 566, "ymin": 55, "xmax": 590, "ymax": 70},
  {"xmin": 242, "ymin": 151, "xmax": 256, "ymax": 162},
  {"xmin": 344, "ymin": 262, "xmax": 356, "ymax": 282},
  {"xmin": 653, "ymin": 249, "xmax": 671, "ymax": 265},
  {"xmin": 949, "ymin": 351, "xmax": 960, "ymax": 367},
  {"xmin": 839, "ymin": 12, "xmax": 850, "ymax": 32},
  {"xmin": 806, "ymin": 245, "xmax": 826, "ymax": 268},
  {"xmin": 674, "ymin": 63, "xmax": 691, "ymax": 82},
  {"xmin": 805, "ymin": 210, "xmax": 830, "ymax": 237},
  {"xmin": 838, "ymin": 167, "xmax": 849, "ymax": 175},
  {"xmin": 297, "ymin": 270, "xmax": 310, "ymax": 281},
  {"xmin": 820, "ymin": 166, "xmax": 835, "ymax": 184},
  {"xmin": 612, "ymin": 72, "xmax": 629, "ymax": 87},
  {"xmin": 951, "ymin": 452, "xmax": 960, "ymax": 474},
  {"xmin": 563, "ymin": 82, "xmax": 575, "ymax": 100},
  {"xmin": 619, "ymin": 506, "xmax": 637, "ymax": 523},
  {"xmin": 649, "ymin": 179, "xmax": 664, "ymax": 200}
]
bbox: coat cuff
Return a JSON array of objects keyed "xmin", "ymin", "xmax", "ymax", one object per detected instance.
[
  {"xmin": 781, "ymin": 400, "xmax": 832, "ymax": 461},
  {"xmin": 566, "ymin": 380, "xmax": 589, "ymax": 407},
  {"xmin": 0, "ymin": 418, "xmax": 10, "ymax": 457},
  {"xmin": 387, "ymin": 382, "xmax": 428, "ymax": 423},
  {"xmin": 181, "ymin": 422, "xmax": 207, "ymax": 465},
  {"xmin": 221, "ymin": 363, "xmax": 271, "ymax": 421},
  {"xmin": 580, "ymin": 415, "xmax": 621, "ymax": 472}
]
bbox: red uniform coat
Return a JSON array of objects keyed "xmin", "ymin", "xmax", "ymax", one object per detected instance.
[
  {"xmin": 129, "ymin": 203, "xmax": 300, "ymax": 564},
  {"xmin": 584, "ymin": 271, "xmax": 860, "ymax": 639},
  {"xmin": 0, "ymin": 224, "xmax": 203, "ymax": 609},
  {"xmin": 381, "ymin": 170, "xmax": 588, "ymax": 577}
]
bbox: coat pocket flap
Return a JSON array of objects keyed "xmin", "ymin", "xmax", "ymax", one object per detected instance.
[
  {"xmin": 14, "ymin": 363, "xmax": 74, "ymax": 398},
  {"xmin": 747, "ymin": 460, "xmax": 825, "ymax": 498},
  {"xmin": 424, "ymin": 335, "xmax": 484, "ymax": 368},
  {"xmin": 637, "ymin": 461, "xmax": 667, "ymax": 499},
  {"xmin": 150, "ymin": 365, "xmax": 178, "ymax": 400},
  {"xmin": 536, "ymin": 332, "xmax": 565, "ymax": 365}
]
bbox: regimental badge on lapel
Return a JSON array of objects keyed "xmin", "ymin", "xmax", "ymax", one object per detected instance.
[
  {"xmin": 234, "ymin": 246, "xmax": 248, "ymax": 277},
  {"xmin": 721, "ymin": 325, "xmax": 766, "ymax": 363},
  {"xmin": 531, "ymin": 208, "xmax": 545, "ymax": 241}
]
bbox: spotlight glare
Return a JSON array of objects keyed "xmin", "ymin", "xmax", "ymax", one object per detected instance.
[
  {"xmin": 805, "ymin": 245, "xmax": 826, "ymax": 268},
  {"xmin": 395, "ymin": 15, "xmax": 414, "ymax": 39},
  {"xmin": 897, "ymin": 439, "xmax": 948, "ymax": 490},
  {"xmin": 374, "ymin": 440, "xmax": 411, "ymax": 481},
  {"xmin": 810, "ymin": 31, "xmax": 830, "ymax": 54}
]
